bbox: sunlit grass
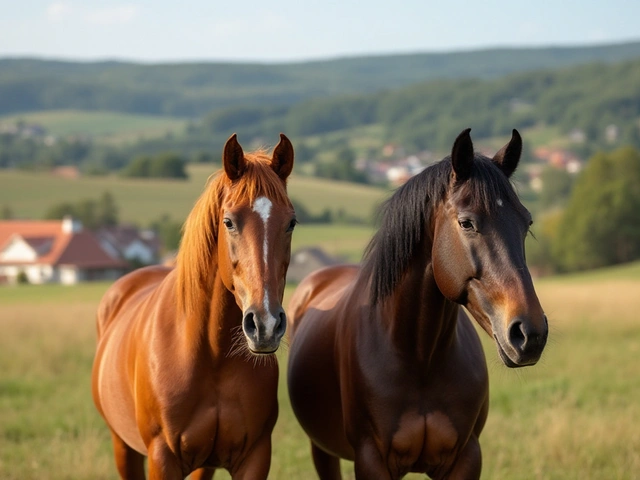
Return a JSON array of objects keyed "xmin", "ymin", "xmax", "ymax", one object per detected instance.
[{"xmin": 1, "ymin": 263, "xmax": 639, "ymax": 478}]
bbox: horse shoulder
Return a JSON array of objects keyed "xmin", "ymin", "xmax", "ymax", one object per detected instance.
[{"xmin": 287, "ymin": 264, "xmax": 360, "ymax": 331}]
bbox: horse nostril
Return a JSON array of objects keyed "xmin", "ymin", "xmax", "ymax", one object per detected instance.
[
  {"xmin": 243, "ymin": 311, "xmax": 257, "ymax": 337},
  {"xmin": 508, "ymin": 319, "xmax": 526, "ymax": 352},
  {"xmin": 275, "ymin": 310, "xmax": 287, "ymax": 337}
]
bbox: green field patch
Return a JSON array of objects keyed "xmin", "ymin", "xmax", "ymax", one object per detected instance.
[
  {"xmin": 0, "ymin": 166, "xmax": 388, "ymax": 227},
  {"xmin": 0, "ymin": 282, "xmax": 111, "ymax": 305},
  {"xmin": 0, "ymin": 110, "xmax": 188, "ymax": 143}
]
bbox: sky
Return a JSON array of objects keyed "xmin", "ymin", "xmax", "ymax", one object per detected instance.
[{"xmin": 2, "ymin": 0, "xmax": 640, "ymax": 63}]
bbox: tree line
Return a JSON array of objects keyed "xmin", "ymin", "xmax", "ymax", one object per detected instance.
[
  {"xmin": 3, "ymin": 42, "xmax": 640, "ymax": 117},
  {"xmin": 527, "ymin": 145, "xmax": 640, "ymax": 273}
]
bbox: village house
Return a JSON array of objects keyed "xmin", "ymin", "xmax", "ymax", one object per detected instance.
[
  {"xmin": 96, "ymin": 225, "xmax": 161, "ymax": 266},
  {"xmin": 286, "ymin": 247, "xmax": 341, "ymax": 284},
  {"xmin": 0, "ymin": 217, "xmax": 128, "ymax": 285}
]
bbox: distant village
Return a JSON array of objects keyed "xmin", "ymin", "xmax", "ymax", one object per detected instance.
[{"xmin": 3, "ymin": 120, "xmax": 613, "ymax": 285}]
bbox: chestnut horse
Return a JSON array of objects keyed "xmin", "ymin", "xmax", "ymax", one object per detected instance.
[
  {"xmin": 287, "ymin": 129, "xmax": 548, "ymax": 479},
  {"xmin": 92, "ymin": 134, "xmax": 296, "ymax": 479}
]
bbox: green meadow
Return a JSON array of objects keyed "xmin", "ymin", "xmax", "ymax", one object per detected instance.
[
  {"xmin": 0, "ymin": 165, "xmax": 387, "ymax": 227},
  {"xmin": 0, "ymin": 262, "xmax": 639, "ymax": 479},
  {"xmin": 0, "ymin": 110, "xmax": 189, "ymax": 144}
]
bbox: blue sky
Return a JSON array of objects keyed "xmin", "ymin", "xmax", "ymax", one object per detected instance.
[{"xmin": 2, "ymin": 0, "xmax": 640, "ymax": 63}]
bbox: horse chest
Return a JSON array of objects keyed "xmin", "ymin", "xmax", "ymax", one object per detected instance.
[{"xmin": 390, "ymin": 409, "xmax": 459, "ymax": 475}]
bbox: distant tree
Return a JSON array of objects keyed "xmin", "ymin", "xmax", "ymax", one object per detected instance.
[
  {"xmin": 121, "ymin": 152, "xmax": 187, "ymax": 179},
  {"xmin": 539, "ymin": 166, "xmax": 574, "ymax": 210},
  {"xmin": 294, "ymin": 142, "xmax": 315, "ymax": 164},
  {"xmin": 96, "ymin": 191, "xmax": 119, "ymax": 227},
  {"xmin": 553, "ymin": 146, "xmax": 640, "ymax": 271},
  {"xmin": 149, "ymin": 152, "xmax": 188, "ymax": 179},
  {"xmin": 150, "ymin": 214, "xmax": 183, "ymax": 252},
  {"xmin": 192, "ymin": 151, "xmax": 215, "ymax": 164},
  {"xmin": 0, "ymin": 204, "xmax": 12, "ymax": 219},
  {"xmin": 43, "ymin": 192, "xmax": 120, "ymax": 230},
  {"xmin": 43, "ymin": 202, "xmax": 76, "ymax": 222},
  {"xmin": 16, "ymin": 270, "xmax": 29, "ymax": 284},
  {"xmin": 73, "ymin": 199, "xmax": 98, "ymax": 230},
  {"xmin": 315, "ymin": 147, "xmax": 368, "ymax": 184},
  {"xmin": 525, "ymin": 210, "xmax": 563, "ymax": 275},
  {"xmin": 121, "ymin": 155, "xmax": 152, "ymax": 178}
]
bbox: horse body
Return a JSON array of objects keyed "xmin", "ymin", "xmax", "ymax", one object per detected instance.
[
  {"xmin": 287, "ymin": 129, "xmax": 548, "ymax": 479},
  {"xmin": 288, "ymin": 261, "xmax": 489, "ymax": 479},
  {"xmin": 92, "ymin": 134, "xmax": 295, "ymax": 479}
]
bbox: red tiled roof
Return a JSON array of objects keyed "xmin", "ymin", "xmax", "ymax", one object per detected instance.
[
  {"xmin": 55, "ymin": 231, "xmax": 127, "ymax": 268},
  {"xmin": 0, "ymin": 220, "xmax": 127, "ymax": 268},
  {"xmin": 0, "ymin": 220, "xmax": 63, "ymax": 249}
]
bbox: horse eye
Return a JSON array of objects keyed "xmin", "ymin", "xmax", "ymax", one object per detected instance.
[
  {"xmin": 459, "ymin": 219, "xmax": 474, "ymax": 231},
  {"xmin": 223, "ymin": 218, "xmax": 234, "ymax": 230},
  {"xmin": 287, "ymin": 218, "xmax": 298, "ymax": 232}
]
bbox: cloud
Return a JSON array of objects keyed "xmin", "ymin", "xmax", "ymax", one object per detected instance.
[
  {"xmin": 85, "ymin": 5, "xmax": 140, "ymax": 25},
  {"xmin": 47, "ymin": 2, "xmax": 73, "ymax": 21}
]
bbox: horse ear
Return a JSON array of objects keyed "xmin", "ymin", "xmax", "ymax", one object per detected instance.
[
  {"xmin": 271, "ymin": 133, "xmax": 295, "ymax": 181},
  {"xmin": 451, "ymin": 128, "xmax": 474, "ymax": 183},
  {"xmin": 223, "ymin": 133, "xmax": 245, "ymax": 181},
  {"xmin": 492, "ymin": 129, "xmax": 522, "ymax": 178}
]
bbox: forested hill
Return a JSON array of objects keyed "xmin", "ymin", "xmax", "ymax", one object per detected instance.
[{"xmin": 2, "ymin": 40, "xmax": 640, "ymax": 117}]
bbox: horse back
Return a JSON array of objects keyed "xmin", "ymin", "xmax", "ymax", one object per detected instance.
[
  {"xmin": 96, "ymin": 265, "xmax": 172, "ymax": 339},
  {"xmin": 287, "ymin": 264, "xmax": 360, "ymax": 335}
]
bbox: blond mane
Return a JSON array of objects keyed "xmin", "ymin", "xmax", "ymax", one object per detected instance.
[{"xmin": 176, "ymin": 151, "xmax": 292, "ymax": 321}]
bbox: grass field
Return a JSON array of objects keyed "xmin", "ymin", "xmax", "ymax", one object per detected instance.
[
  {"xmin": 0, "ymin": 164, "xmax": 388, "ymax": 227},
  {"xmin": 1, "ymin": 261, "xmax": 639, "ymax": 479},
  {"xmin": 0, "ymin": 110, "xmax": 188, "ymax": 144}
]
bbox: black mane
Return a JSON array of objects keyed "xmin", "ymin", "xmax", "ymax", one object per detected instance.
[{"xmin": 362, "ymin": 154, "xmax": 522, "ymax": 306}]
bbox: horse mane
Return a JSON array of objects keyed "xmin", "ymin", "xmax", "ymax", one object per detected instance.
[
  {"xmin": 362, "ymin": 154, "xmax": 522, "ymax": 307},
  {"xmin": 176, "ymin": 151, "xmax": 292, "ymax": 321}
]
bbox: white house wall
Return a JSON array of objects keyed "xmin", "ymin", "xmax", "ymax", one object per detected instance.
[
  {"xmin": 124, "ymin": 240, "xmax": 155, "ymax": 264},
  {"xmin": 1, "ymin": 238, "xmax": 38, "ymax": 262},
  {"xmin": 0, "ymin": 264, "xmax": 55, "ymax": 284},
  {"xmin": 60, "ymin": 266, "xmax": 80, "ymax": 285}
]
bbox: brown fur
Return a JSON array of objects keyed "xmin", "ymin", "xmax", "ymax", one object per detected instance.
[{"xmin": 92, "ymin": 134, "xmax": 295, "ymax": 479}]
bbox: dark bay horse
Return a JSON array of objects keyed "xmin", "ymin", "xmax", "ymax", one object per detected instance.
[
  {"xmin": 92, "ymin": 134, "xmax": 296, "ymax": 479},
  {"xmin": 287, "ymin": 129, "xmax": 548, "ymax": 479}
]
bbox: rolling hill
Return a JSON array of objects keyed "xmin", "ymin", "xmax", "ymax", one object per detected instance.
[{"xmin": 2, "ymin": 40, "xmax": 640, "ymax": 117}]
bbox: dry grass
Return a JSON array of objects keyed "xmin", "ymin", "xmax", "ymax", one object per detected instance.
[{"xmin": 1, "ymin": 271, "xmax": 639, "ymax": 479}]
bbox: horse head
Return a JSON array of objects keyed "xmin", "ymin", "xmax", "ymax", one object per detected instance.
[
  {"xmin": 217, "ymin": 133, "xmax": 296, "ymax": 354},
  {"xmin": 432, "ymin": 129, "xmax": 548, "ymax": 367}
]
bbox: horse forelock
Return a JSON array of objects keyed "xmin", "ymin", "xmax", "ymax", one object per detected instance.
[
  {"xmin": 176, "ymin": 151, "xmax": 292, "ymax": 320},
  {"xmin": 363, "ymin": 155, "xmax": 522, "ymax": 307}
]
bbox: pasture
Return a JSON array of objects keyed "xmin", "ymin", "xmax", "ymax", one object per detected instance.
[
  {"xmin": 0, "ymin": 262, "xmax": 639, "ymax": 479},
  {"xmin": 0, "ymin": 164, "xmax": 387, "ymax": 226},
  {"xmin": 0, "ymin": 110, "xmax": 188, "ymax": 144}
]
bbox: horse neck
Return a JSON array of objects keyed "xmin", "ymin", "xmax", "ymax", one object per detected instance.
[
  {"xmin": 380, "ymin": 238, "xmax": 459, "ymax": 366},
  {"xmin": 180, "ymin": 271, "xmax": 242, "ymax": 362}
]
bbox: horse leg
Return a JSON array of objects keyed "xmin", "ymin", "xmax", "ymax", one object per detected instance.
[
  {"xmin": 446, "ymin": 435, "xmax": 481, "ymax": 480},
  {"xmin": 189, "ymin": 467, "xmax": 215, "ymax": 479},
  {"xmin": 110, "ymin": 430, "xmax": 146, "ymax": 480},
  {"xmin": 311, "ymin": 442, "xmax": 342, "ymax": 480},
  {"xmin": 229, "ymin": 435, "xmax": 271, "ymax": 480},
  {"xmin": 147, "ymin": 439, "xmax": 183, "ymax": 480},
  {"xmin": 353, "ymin": 441, "xmax": 392, "ymax": 480}
]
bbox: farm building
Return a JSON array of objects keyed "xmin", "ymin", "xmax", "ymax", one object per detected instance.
[
  {"xmin": 0, "ymin": 217, "xmax": 128, "ymax": 285},
  {"xmin": 286, "ymin": 247, "xmax": 342, "ymax": 284},
  {"xmin": 96, "ymin": 225, "xmax": 161, "ymax": 266}
]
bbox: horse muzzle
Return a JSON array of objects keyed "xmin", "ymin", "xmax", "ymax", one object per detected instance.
[
  {"xmin": 494, "ymin": 314, "xmax": 548, "ymax": 368},
  {"xmin": 242, "ymin": 306, "xmax": 287, "ymax": 354}
]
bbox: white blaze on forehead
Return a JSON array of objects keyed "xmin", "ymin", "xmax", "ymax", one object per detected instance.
[
  {"xmin": 252, "ymin": 196, "xmax": 272, "ymax": 224},
  {"xmin": 252, "ymin": 196, "xmax": 277, "ymax": 334},
  {"xmin": 497, "ymin": 198, "xmax": 504, "ymax": 207},
  {"xmin": 252, "ymin": 196, "xmax": 272, "ymax": 266}
]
